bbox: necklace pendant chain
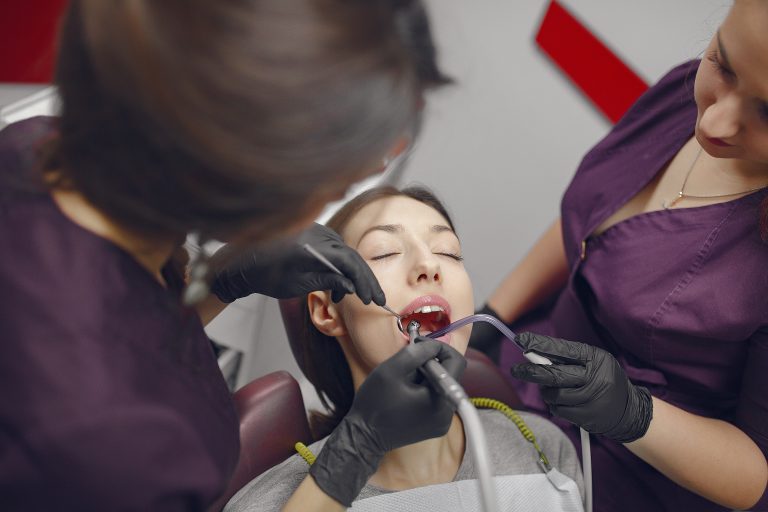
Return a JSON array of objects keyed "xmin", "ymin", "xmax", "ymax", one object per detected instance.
[
  {"xmin": 662, "ymin": 147, "xmax": 768, "ymax": 209},
  {"xmin": 662, "ymin": 192, "xmax": 684, "ymax": 210}
]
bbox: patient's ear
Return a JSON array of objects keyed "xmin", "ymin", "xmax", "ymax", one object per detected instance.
[{"xmin": 307, "ymin": 291, "xmax": 347, "ymax": 337}]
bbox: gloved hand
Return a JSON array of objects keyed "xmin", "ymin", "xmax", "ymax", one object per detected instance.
[
  {"xmin": 310, "ymin": 338, "xmax": 466, "ymax": 506},
  {"xmin": 467, "ymin": 303, "xmax": 507, "ymax": 363},
  {"xmin": 510, "ymin": 332, "xmax": 653, "ymax": 443},
  {"xmin": 209, "ymin": 223, "xmax": 385, "ymax": 304}
]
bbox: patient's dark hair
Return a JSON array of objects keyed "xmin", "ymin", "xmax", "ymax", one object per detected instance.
[
  {"xmin": 43, "ymin": 0, "xmax": 450, "ymax": 242},
  {"xmin": 296, "ymin": 185, "xmax": 456, "ymax": 438}
]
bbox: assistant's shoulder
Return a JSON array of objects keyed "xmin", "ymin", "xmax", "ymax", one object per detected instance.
[
  {"xmin": 591, "ymin": 60, "xmax": 698, "ymax": 154},
  {"xmin": 225, "ymin": 438, "xmax": 327, "ymax": 512},
  {"xmin": 0, "ymin": 116, "xmax": 57, "ymax": 188},
  {"xmin": 0, "ymin": 116, "xmax": 57, "ymax": 153},
  {"xmin": 623, "ymin": 60, "xmax": 699, "ymax": 119}
]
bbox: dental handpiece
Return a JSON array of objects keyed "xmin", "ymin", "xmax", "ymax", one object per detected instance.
[
  {"xmin": 303, "ymin": 243, "xmax": 404, "ymax": 331},
  {"xmin": 407, "ymin": 320, "xmax": 467, "ymax": 404},
  {"xmin": 408, "ymin": 320, "xmax": 500, "ymax": 512}
]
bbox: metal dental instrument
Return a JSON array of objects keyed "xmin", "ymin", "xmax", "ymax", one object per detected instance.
[
  {"xmin": 407, "ymin": 320, "xmax": 500, "ymax": 512},
  {"xmin": 303, "ymin": 243, "xmax": 404, "ymax": 332}
]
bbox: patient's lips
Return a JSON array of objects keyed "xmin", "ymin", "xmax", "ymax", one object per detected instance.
[{"xmin": 399, "ymin": 295, "xmax": 453, "ymax": 343}]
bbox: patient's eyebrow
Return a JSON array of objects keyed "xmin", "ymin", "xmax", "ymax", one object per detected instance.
[
  {"xmin": 431, "ymin": 224, "xmax": 454, "ymax": 234},
  {"xmin": 356, "ymin": 224, "xmax": 403, "ymax": 246},
  {"xmin": 356, "ymin": 223, "xmax": 457, "ymax": 247}
]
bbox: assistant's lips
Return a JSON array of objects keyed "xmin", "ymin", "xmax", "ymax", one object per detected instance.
[{"xmin": 707, "ymin": 137, "xmax": 733, "ymax": 147}]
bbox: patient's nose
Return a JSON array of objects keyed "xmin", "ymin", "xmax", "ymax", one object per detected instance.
[{"xmin": 410, "ymin": 249, "xmax": 441, "ymax": 285}]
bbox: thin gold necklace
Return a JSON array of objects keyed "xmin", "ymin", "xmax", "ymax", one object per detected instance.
[{"xmin": 662, "ymin": 147, "xmax": 768, "ymax": 209}]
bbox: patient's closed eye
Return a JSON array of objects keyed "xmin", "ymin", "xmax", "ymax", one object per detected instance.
[
  {"xmin": 371, "ymin": 252, "xmax": 401, "ymax": 260},
  {"xmin": 436, "ymin": 252, "xmax": 464, "ymax": 261}
]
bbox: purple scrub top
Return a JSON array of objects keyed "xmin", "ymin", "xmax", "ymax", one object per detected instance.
[
  {"xmin": 0, "ymin": 117, "xmax": 239, "ymax": 510},
  {"xmin": 500, "ymin": 61, "xmax": 768, "ymax": 511}
]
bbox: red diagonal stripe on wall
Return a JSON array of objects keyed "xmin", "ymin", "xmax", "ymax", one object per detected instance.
[
  {"xmin": 0, "ymin": 0, "xmax": 69, "ymax": 83},
  {"xmin": 535, "ymin": 0, "xmax": 649, "ymax": 123}
]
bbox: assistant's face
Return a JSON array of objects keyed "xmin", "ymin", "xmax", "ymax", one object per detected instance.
[
  {"xmin": 694, "ymin": 0, "xmax": 768, "ymax": 165},
  {"xmin": 321, "ymin": 196, "xmax": 474, "ymax": 383}
]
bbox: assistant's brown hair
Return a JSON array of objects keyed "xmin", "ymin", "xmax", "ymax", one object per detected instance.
[
  {"xmin": 294, "ymin": 185, "xmax": 456, "ymax": 438},
  {"xmin": 43, "ymin": 0, "xmax": 450, "ymax": 242}
]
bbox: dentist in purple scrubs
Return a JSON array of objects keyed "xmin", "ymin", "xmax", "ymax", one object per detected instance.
[
  {"xmin": 0, "ymin": 1, "xmax": 466, "ymax": 511},
  {"xmin": 472, "ymin": 1, "xmax": 768, "ymax": 511}
]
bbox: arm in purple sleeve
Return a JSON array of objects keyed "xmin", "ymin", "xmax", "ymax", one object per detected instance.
[
  {"xmin": 625, "ymin": 329, "xmax": 768, "ymax": 511},
  {"xmin": 2, "ymin": 406, "xmax": 225, "ymax": 511}
]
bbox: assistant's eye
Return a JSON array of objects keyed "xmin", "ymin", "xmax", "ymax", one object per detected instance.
[
  {"xmin": 370, "ymin": 252, "xmax": 400, "ymax": 261},
  {"xmin": 758, "ymin": 103, "xmax": 768, "ymax": 124},
  {"xmin": 707, "ymin": 50, "xmax": 734, "ymax": 81},
  {"xmin": 435, "ymin": 252, "xmax": 464, "ymax": 262}
]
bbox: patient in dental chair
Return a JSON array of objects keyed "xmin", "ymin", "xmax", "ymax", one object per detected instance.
[{"xmin": 225, "ymin": 186, "xmax": 585, "ymax": 511}]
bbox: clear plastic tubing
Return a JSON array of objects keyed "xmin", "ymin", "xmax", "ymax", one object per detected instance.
[
  {"xmin": 427, "ymin": 314, "xmax": 520, "ymax": 347},
  {"xmin": 426, "ymin": 313, "xmax": 594, "ymax": 512}
]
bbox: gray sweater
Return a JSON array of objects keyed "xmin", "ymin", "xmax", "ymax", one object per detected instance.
[{"xmin": 225, "ymin": 410, "xmax": 585, "ymax": 511}]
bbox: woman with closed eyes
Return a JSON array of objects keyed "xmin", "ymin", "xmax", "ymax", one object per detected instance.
[{"xmin": 225, "ymin": 186, "xmax": 585, "ymax": 512}]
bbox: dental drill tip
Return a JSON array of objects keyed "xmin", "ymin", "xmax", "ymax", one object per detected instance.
[{"xmin": 407, "ymin": 320, "xmax": 421, "ymax": 343}]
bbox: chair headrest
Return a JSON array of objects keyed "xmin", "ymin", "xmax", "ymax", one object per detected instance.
[{"xmin": 278, "ymin": 297, "xmax": 307, "ymax": 375}]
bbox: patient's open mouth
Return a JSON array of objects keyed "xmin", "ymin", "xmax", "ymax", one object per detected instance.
[{"xmin": 399, "ymin": 299, "xmax": 452, "ymax": 335}]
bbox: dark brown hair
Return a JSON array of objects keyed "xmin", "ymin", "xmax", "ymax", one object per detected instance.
[
  {"xmin": 295, "ymin": 185, "xmax": 456, "ymax": 438},
  {"xmin": 44, "ymin": 0, "xmax": 450, "ymax": 243}
]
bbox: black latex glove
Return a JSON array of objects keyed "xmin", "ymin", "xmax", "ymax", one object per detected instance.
[
  {"xmin": 510, "ymin": 332, "xmax": 653, "ymax": 443},
  {"xmin": 467, "ymin": 304, "xmax": 507, "ymax": 363},
  {"xmin": 310, "ymin": 338, "xmax": 466, "ymax": 506},
  {"xmin": 209, "ymin": 223, "xmax": 385, "ymax": 304}
]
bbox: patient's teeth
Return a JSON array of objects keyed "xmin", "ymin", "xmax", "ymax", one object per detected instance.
[{"xmin": 410, "ymin": 305, "xmax": 445, "ymax": 315}]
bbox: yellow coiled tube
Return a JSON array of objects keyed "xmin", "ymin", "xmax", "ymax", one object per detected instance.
[
  {"xmin": 470, "ymin": 397, "xmax": 551, "ymax": 469},
  {"xmin": 294, "ymin": 441, "xmax": 316, "ymax": 466},
  {"xmin": 294, "ymin": 398, "xmax": 550, "ymax": 471}
]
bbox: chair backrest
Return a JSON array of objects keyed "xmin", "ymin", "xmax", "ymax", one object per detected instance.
[
  {"xmin": 278, "ymin": 297, "xmax": 523, "ymax": 408},
  {"xmin": 279, "ymin": 297, "xmax": 309, "ymax": 376},
  {"xmin": 461, "ymin": 347, "xmax": 523, "ymax": 408},
  {"xmin": 208, "ymin": 370, "xmax": 312, "ymax": 512}
]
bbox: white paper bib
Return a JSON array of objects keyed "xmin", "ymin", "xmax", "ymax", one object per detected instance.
[{"xmin": 350, "ymin": 468, "xmax": 584, "ymax": 512}]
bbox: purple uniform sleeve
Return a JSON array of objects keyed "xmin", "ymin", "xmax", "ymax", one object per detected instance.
[
  {"xmin": 1, "ymin": 406, "xmax": 225, "ymax": 511},
  {"xmin": 735, "ymin": 328, "xmax": 768, "ymax": 509}
]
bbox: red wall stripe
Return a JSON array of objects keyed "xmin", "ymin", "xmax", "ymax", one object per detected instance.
[
  {"xmin": 535, "ymin": 0, "xmax": 649, "ymax": 124},
  {"xmin": 0, "ymin": 1, "xmax": 69, "ymax": 83}
]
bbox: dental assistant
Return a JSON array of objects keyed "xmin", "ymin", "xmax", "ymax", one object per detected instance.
[
  {"xmin": 471, "ymin": 1, "xmax": 768, "ymax": 511},
  {"xmin": 0, "ymin": 1, "xmax": 463, "ymax": 511}
]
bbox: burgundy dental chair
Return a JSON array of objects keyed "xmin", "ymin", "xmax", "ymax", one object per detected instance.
[
  {"xmin": 208, "ymin": 370, "xmax": 312, "ymax": 512},
  {"xmin": 210, "ymin": 298, "xmax": 522, "ymax": 511}
]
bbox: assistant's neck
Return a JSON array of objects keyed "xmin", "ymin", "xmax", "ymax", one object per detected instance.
[
  {"xmin": 50, "ymin": 186, "xmax": 178, "ymax": 284},
  {"xmin": 367, "ymin": 414, "xmax": 465, "ymax": 491}
]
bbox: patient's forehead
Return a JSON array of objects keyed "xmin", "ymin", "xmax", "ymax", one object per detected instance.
[{"xmin": 341, "ymin": 196, "xmax": 451, "ymax": 246}]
